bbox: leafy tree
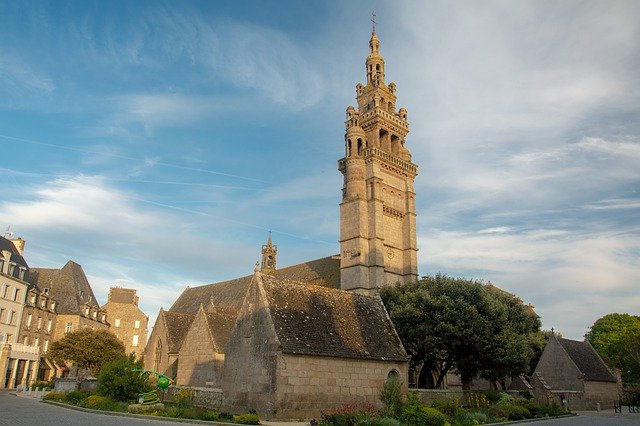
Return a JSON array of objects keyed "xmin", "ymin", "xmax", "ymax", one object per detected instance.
[
  {"xmin": 48, "ymin": 328, "xmax": 126, "ymax": 380},
  {"xmin": 381, "ymin": 274, "xmax": 540, "ymax": 389},
  {"xmin": 586, "ymin": 313, "xmax": 640, "ymax": 385},
  {"xmin": 98, "ymin": 354, "xmax": 149, "ymax": 402}
]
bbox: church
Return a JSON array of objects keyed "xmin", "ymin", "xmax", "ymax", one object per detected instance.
[{"xmin": 145, "ymin": 28, "xmax": 419, "ymax": 419}]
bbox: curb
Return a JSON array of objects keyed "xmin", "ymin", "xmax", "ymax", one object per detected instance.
[{"xmin": 485, "ymin": 414, "xmax": 575, "ymax": 425}]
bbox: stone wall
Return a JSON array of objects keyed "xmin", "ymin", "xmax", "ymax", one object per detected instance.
[
  {"xmin": 53, "ymin": 377, "xmax": 98, "ymax": 393},
  {"xmin": 583, "ymin": 380, "xmax": 620, "ymax": 410},
  {"xmin": 176, "ymin": 309, "xmax": 224, "ymax": 387},
  {"xmin": 164, "ymin": 385, "xmax": 223, "ymax": 409},
  {"xmin": 272, "ymin": 353, "xmax": 407, "ymax": 420}
]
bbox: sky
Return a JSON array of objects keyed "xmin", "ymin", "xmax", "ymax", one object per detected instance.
[{"xmin": 0, "ymin": 0, "xmax": 638, "ymax": 341}]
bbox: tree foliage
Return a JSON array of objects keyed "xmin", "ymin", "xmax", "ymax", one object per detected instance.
[
  {"xmin": 586, "ymin": 313, "xmax": 640, "ymax": 385},
  {"xmin": 48, "ymin": 328, "xmax": 126, "ymax": 377},
  {"xmin": 98, "ymin": 354, "xmax": 148, "ymax": 402},
  {"xmin": 381, "ymin": 274, "xmax": 540, "ymax": 389}
]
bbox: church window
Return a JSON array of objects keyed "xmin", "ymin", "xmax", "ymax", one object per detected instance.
[
  {"xmin": 376, "ymin": 64, "xmax": 380, "ymax": 71},
  {"xmin": 387, "ymin": 370, "xmax": 399, "ymax": 381},
  {"xmin": 357, "ymin": 139, "xmax": 363, "ymax": 156}
]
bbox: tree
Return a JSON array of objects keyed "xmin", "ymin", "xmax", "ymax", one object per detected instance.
[
  {"xmin": 380, "ymin": 274, "xmax": 540, "ymax": 390},
  {"xmin": 98, "ymin": 354, "xmax": 149, "ymax": 402},
  {"xmin": 48, "ymin": 328, "xmax": 126, "ymax": 380},
  {"xmin": 586, "ymin": 313, "xmax": 640, "ymax": 385}
]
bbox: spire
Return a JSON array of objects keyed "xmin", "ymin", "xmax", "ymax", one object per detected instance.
[
  {"xmin": 260, "ymin": 232, "xmax": 277, "ymax": 274},
  {"xmin": 365, "ymin": 16, "xmax": 384, "ymax": 86}
]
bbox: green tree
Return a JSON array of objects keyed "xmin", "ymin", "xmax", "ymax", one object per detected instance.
[
  {"xmin": 98, "ymin": 354, "xmax": 148, "ymax": 402},
  {"xmin": 48, "ymin": 328, "xmax": 126, "ymax": 380},
  {"xmin": 381, "ymin": 274, "xmax": 540, "ymax": 390},
  {"xmin": 586, "ymin": 313, "xmax": 640, "ymax": 385}
]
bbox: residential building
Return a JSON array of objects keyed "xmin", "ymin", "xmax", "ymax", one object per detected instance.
[{"xmin": 102, "ymin": 287, "xmax": 148, "ymax": 358}]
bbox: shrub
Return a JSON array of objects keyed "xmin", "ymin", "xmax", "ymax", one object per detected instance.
[
  {"xmin": 468, "ymin": 411, "xmax": 488, "ymax": 424},
  {"xmin": 400, "ymin": 393, "xmax": 446, "ymax": 426},
  {"xmin": 234, "ymin": 413, "xmax": 261, "ymax": 424},
  {"xmin": 43, "ymin": 392, "xmax": 66, "ymax": 402},
  {"xmin": 218, "ymin": 411, "xmax": 235, "ymax": 421},
  {"xmin": 98, "ymin": 354, "xmax": 147, "ymax": 402},
  {"xmin": 157, "ymin": 407, "xmax": 185, "ymax": 418},
  {"xmin": 197, "ymin": 410, "xmax": 219, "ymax": 421},
  {"xmin": 83, "ymin": 395, "xmax": 113, "ymax": 410},
  {"xmin": 358, "ymin": 418, "xmax": 402, "ymax": 426},
  {"xmin": 320, "ymin": 403, "xmax": 377, "ymax": 426},
  {"xmin": 431, "ymin": 398, "xmax": 463, "ymax": 416},
  {"xmin": 489, "ymin": 403, "xmax": 530, "ymax": 421},
  {"xmin": 31, "ymin": 380, "xmax": 54, "ymax": 391},
  {"xmin": 380, "ymin": 375, "xmax": 405, "ymax": 418},
  {"xmin": 66, "ymin": 390, "xmax": 91, "ymax": 405},
  {"xmin": 495, "ymin": 392, "xmax": 515, "ymax": 406},
  {"xmin": 174, "ymin": 386, "xmax": 195, "ymax": 408},
  {"xmin": 519, "ymin": 389, "xmax": 533, "ymax": 400}
]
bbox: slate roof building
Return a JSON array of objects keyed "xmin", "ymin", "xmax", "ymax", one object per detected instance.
[
  {"xmin": 0, "ymin": 235, "xmax": 40, "ymax": 389},
  {"xmin": 533, "ymin": 334, "xmax": 621, "ymax": 410},
  {"xmin": 26, "ymin": 260, "xmax": 109, "ymax": 377},
  {"xmin": 144, "ymin": 28, "xmax": 416, "ymax": 418}
]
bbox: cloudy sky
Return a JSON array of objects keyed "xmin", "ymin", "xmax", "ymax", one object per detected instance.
[{"xmin": 1, "ymin": 0, "xmax": 638, "ymax": 340}]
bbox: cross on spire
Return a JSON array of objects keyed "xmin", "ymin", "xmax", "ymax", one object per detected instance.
[{"xmin": 371, "ymin": 11, "xmax": 376, "ymax": 33}]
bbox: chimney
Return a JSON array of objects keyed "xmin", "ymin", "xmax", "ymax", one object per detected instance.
[{"xmin": 10, "ymin": 238, "xmax": 25, "ymax": 256}]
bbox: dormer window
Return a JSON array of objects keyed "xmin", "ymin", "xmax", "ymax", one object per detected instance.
[
  {"xmin": 30, "ymin": 294, "xmax": 36, "ymax": 304},
  {"xmin": 79, "ymin": 290, "xmax": 84, "ymax": 298},
  {"xmin": 40, "ymin": 299, "xmax": 46, "ymax": 308},
  {"xmin": 84, "ymin": 307, "xmax": 89, "ymax": 316},
  {"xmin": 92, "ymin": 311, "xmax": 97, "ymax": 319},
  {"xmin": 43, "ymin": 288, "xmax": 49, "ymax": 295},
  {"xmin": 50, "ymin": 301, "xmax": 56, "ymax": 311}
]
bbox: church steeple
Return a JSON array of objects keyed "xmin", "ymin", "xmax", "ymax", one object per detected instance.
[
  {"xmin": 260, "ymin": 233, "xmax": 277, "ymax": 274},
  {"xmin": 338, "ymin": 24, "xmax": 419, "ymax": 294}
]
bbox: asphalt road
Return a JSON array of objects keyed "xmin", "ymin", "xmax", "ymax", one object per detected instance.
[
  {"xmin": 0, "ymin": 391, "xmax": 199, "ymax": 426},
  {"xmin": 1, "ymin": 390, "xmax": 639, "ymax": 426}
]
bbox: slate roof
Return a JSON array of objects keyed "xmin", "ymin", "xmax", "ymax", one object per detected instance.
[
  {"xmin": 0, "ymin": 236, "xmax": 28, "ymax": 269},
  {"xmin": 162, "ymin": 309, "xmax": 196, "ymax": 353},
  {"xmin": 203, "ymin": 308, "xmax": 237, "ymax": 352},
  {"xmin": 169, "ymin": 255, "xmax": 341, "ymax": 315},
  {"xmin": 260, "ymin": 274, "xmax": 407, "ymax": 362},
  {"xmin": 28, "ymin": 261, "xmax": 100, "ymax": 315},
  {"xmin": 558, "ymin": 338, "xmax": 617, "ymax": 382}
]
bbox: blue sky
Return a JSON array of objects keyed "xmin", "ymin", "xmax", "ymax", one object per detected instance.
[{"xmin": 1, "ymin": 0, "xmax": 638, "ymax": 340}]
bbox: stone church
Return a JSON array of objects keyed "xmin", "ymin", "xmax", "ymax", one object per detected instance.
[{"xmin": 145, "ymin": 29, "xmax": 418, "ymax": 419}]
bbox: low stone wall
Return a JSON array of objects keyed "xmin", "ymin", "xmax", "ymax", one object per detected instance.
[
  {"xmin": 163, "ymin": 385, "xmax": 223, "ymax": 410},
  {"xmin": 414, "ymin": 389, "xmax": 521, "ymax": 407},
  {"xmin": 53, "ymin": 378, "xmax": 98, "ymax": 393}
]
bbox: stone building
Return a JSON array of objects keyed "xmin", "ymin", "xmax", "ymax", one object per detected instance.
[
  {"xmin": 145, "ymin": 28, "xmax": 416, "ymax": 419},
  {"xmin": 533, "ymin": 334, "xmax": 621, "ymax": 409},
  {"xmin": 18, "ymin": 285, "xmax": 58, "ymax": 381},
  {"xmin": 27, "ymin": 260, "xmax": 109, "ymax": 377},
  {"xmin": 0, "ymin": 235, "xmax": 40, "ymax": 388},
  {"xmin": 102, "ymin": 287, "xmax": 148, "ymax": 358}
]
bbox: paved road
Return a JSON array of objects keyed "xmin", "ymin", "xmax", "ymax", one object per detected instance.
[
  {"xmin": 516, "ymin": 411, "xmax": 639, "ymax": 425},
  {"xmin": 0, "ymin": 391, "xmax": 199, "ymax": 426}
]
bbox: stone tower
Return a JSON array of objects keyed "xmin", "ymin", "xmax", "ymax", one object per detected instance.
[
  {"xmin": 260, "ymin": 233, "xmax": 277, "ymax": 274},
  {"xmin": 338, "ymin": 29, "xmax": 418, "ymax": 294}
]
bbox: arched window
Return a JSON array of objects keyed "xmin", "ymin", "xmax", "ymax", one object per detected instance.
[
  {"xmin": 387, "ymin": 370, "xmax": 399, "ymax": 381},
  {"xmin": 357, "ymin": 138, "xmax": 363, "ymax": 156},
  {"xmin": 347, "ymin": 139, "xmax": 352, "ymax": 157}
]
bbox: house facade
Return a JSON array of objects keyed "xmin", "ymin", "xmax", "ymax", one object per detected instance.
[{"xmin": 102, "ymin": 287, "xmax": 148, "ymax": 358}]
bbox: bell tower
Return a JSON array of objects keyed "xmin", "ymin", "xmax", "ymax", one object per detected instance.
[
  {"xmin": 260, "ymin": 233, "xmax": 277, "ymax": 274},
  {"xmin": 338, "ymin": 26, "xmax": 418, "ymax": 294}
]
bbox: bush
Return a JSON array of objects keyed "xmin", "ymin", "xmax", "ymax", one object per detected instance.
[
  {"xmin": 43, "ymin": 392, "xmax": 66, "ymax": 402},
  {"xmin": 98, "ymin": 354, "xmax": 148, "ymax": 402},
  {"xmin": 400, "ymin": 394, "xmax": 446, "ymax": 426},
  {"xmin": 468, "ymin": 411, "xmax": 488, "ymax": 424},
  {"xmin": 380, "ymin": 375, "xmax": 405, "ymax": 418},
  {"xmin": 83, "ymin": 395, "xmax": 114, "ymax": 410},
  {"xmin": 320, "ymin": 403, "xmax": 377, "ymax": 426},
  {"xmin": 66, "ymin": 390, "xmax": 91, "ymax": 405},
  {"xmin": 31, "ymin": 380, "xmax": 54, "ymax": 391},
  {"xmin": 174, "ymin": 387, "xmax": 195, "ymax": 408},
  {"xmin": 234, "ymin": 413, "xmax": 261, "ymax": 424},
  {"xmin": 431, "ymin": 398, "xmax": 463, "ymax": 416},
  {"xmin": 488, "ymin": 403, "xmax": 530, "ymax": 421},
  {"xmin": 197, "ymin": 410, "xmax": 219, "ymax": 421},
  {"xmin": 358, "ymin": 418, "xmax": 402, "ymax": 426}
]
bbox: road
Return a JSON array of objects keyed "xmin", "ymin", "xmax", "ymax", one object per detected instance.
[
  {"xmin": 1, "ymin": 390, "xmax": 638, "ymax": 425},
  {"xmin": 0, "ymin": 390, "xmax": 200, "ymax": 426}
]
